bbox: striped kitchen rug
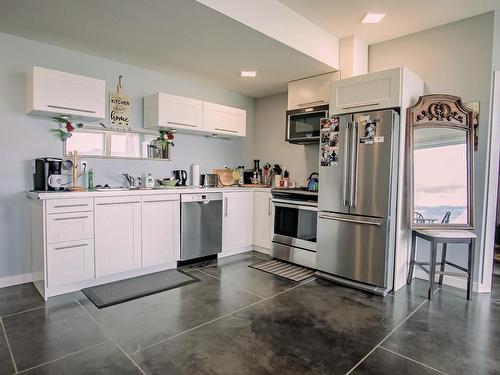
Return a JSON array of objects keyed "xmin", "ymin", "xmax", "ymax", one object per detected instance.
[{"xmin": 249, "ymin": 259, "xmax": 315, "ymax": 282}]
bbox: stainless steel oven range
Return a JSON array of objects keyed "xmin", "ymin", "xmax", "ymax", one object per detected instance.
[{"xmin": 271, "ymin": 188, "xmax": 317, "ymax": 269}]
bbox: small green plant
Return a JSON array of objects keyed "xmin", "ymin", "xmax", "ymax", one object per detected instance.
[{"xmin": 50, "ymin": 117, "xmax": 83, "ymax": 141}]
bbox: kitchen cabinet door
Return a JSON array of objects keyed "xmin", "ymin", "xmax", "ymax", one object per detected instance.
[
  {"xmin": 222, "ymin": 192, "xmax": 253, "ymax": 253},
  {"xmin": 94, "ymin": 197, "xmax": 142, "ymax": 277},
  {"xmin": 288, "ymin": 72, "xmax": 339, "ymax": 110},
  {"xmin": 253, "ymin": 191, "xmax": 272, "ymax": 249},
  {"xmin": 143, "ymin": 92, "xmax": 203, "ymax": 131},
  {"xmin": 142, "ymin": 195, "xmax": 180, "ymax": 267},
  {"xmin": 203, "ymin": 102, "xmax": 246, "ymax": 136},
  {"xmin": 27, "ymin": 66, "xmax": 105, "ymax": 121},
  {"xmin": 329, "ymin": 67, "xmax": 401, "ymax": 115},
  {"xmin": 47, "ymin": 240, "xmax": 95, "ymax": 287}
]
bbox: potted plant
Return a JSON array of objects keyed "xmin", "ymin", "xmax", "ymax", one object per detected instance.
[
  {"xmin": 154, "ymin": 130, "xmax": 175, "ymax": 159},
  {"xmin": 50, "ymin": 117, "xmax": 83, "ymax": 141}
]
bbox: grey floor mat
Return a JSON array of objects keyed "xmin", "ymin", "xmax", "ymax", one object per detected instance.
[
  {"xmin": 82, "ymin": 269, "xmax": 199, "ymax": 308},
  {"xmin": 249, "ymin": 259, "xmax": 315, "ymax": 282}
]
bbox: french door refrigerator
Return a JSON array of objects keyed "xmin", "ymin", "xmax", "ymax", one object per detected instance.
[{"xmin": 316, "ymin": 109, "xmax": 399, "ymax": 295}]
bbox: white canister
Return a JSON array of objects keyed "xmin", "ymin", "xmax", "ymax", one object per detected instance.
[{"xmin": 191, "ymin": 164, "xmax": 200, "ymax": 187}]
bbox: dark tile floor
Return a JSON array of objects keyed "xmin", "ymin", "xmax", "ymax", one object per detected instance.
[{"xmin": 0, "ymin": 251, "xmax": 498, "ymax": 375}]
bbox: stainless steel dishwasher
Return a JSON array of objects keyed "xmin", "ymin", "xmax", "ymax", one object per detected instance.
[{"xmin": 180, "ymin": 193, "xmax": 223, "ymax": 261}]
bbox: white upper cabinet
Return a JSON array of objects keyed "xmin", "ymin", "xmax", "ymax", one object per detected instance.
[
  {"xmin": 202, "ymin": 102, "xmax": 246, "ymax": 137},
  {"xmin": 143, "ymin": 92, "xmax": 203, "ymax": 131},
  {"xmin": 329, "ymin": 67, "xmax": 402, "ymax": 115},
  {"xmin": 143, "ymin": 93, "xmax": 246, "ymax": 137},
  {"xmin": 287, "ymin": 71, "xmax": 339, "ymax": 110},
  {"xmin": 27, "ymin": 66, "xmax": 105, "ymax": 121}
]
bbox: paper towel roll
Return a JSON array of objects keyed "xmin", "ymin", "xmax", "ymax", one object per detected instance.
[{"xmin": 191, "ymin": 164, "xmax": 200, "ymax": 187}]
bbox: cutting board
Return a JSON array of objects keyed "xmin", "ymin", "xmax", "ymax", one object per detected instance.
[{"xmin": 213, "ymin": 168, "xmax": 235, "ymax": 187}]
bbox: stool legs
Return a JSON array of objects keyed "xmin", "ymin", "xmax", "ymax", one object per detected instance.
[
  {"xmin": 467, "ymin": 238, "xmax": 476, "ymax": 301},
  {"xmin": 407, "ymin": 231, "xmax": 417, "ymax": 285},
  {"xmin": 439, "ymin": 243, "xmax": 448, "ymax": 285},
  {"xmin": 428, "ymin": 239, "xmax": 438, "ymax": 300}
]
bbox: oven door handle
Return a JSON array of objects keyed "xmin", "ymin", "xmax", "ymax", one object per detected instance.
[{"xmin": 272, "ymin": 201, "xmax": 318, "ymax": 211}]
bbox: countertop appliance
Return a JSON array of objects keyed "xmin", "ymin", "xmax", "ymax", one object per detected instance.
[
  {"xmin": 173, "ymin": 170, "xmax": 188, "ymax": 186},
  {"xmin": 306, "ymin": 172, "xmax": 319, "ymax": 192},
  {"xmin": 200, "ymin": 174, "xmax": 218, "ymax": 188},
  {"xmin": 286, "ymin": 104, "xmax": 328, "ymax": 144},
  {"xmin": 271, "ymin": 188, "xmax": 318, "ymax": 269},
  {"xmin": 181, "ymin": 193, "xmax": 222, "ymax": 261},
  {"xmin": 33, "ymin": 158, "xmax": 63, "ymax": 191},
  {"xmin": 316, "ymin": 110, "xmax": 399, "ymax": 296}
]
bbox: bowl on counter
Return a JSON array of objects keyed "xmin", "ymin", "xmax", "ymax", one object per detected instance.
[{"xmin": 159, "ymin": 179, "xmax": 179, "ymax": 187}]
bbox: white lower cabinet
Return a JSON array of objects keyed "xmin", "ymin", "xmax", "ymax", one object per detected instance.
[
  {"xmin": 142, "ymin": 195, "xmax": 180, "ymax": 267},
  {"xmin": 253, "ymin": 191, "xmax": 273, "ymax": 249},
  {"xmin": 94, "ymin": 197, "xmax": 142, "ymax": 277},
  {"xmin": 222, "ymin": 192, "xmax": 253, "ymax": 254},
  {"xmin": 47, "ymin": 240, "xmax": 94, "ymax": 287}
]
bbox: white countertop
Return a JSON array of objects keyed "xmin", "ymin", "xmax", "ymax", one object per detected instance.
[{"xmin": 26, "ymin": 186, "xmax": 272, "ymax": 200}]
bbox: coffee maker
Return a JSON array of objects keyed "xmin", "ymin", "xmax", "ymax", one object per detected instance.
[
  {"xmin": 173, "ymin": 170, "xmax": 188, "ymax": 186},
  {"xmin": 33, "ymin": 158, "xmax": 64, "ymax": 191}
]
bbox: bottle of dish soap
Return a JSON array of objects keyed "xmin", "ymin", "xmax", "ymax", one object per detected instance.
[{"xmin": 145, "ymin": 173, "xmax": 155, "ymax": 188}]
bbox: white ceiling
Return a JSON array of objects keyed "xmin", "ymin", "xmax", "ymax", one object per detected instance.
[
  {"xmin": 0, "ymin": 0, "xmax": 499, "ymax": 98},
  {"xmin": 0, "ymin": 0, "xmax": 333, "ymax": 98},
  {"xmin": 279, "ymin": 0, "xmax": 500, "ymax": 45}
]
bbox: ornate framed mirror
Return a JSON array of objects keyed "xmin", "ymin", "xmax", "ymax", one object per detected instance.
[{"xmin": 407, "ymin": 94, "xmax": 474, "ymax": 229}]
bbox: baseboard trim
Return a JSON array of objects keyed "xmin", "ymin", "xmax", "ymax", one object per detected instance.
[{"xmin": 0, "ymin": 273, "xmax": 33, "ymax": 288}]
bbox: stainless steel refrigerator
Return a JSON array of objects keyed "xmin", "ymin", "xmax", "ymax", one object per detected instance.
[{"xmin": 316, "ymin": 109, "xmax": 399, "ymax": 295}]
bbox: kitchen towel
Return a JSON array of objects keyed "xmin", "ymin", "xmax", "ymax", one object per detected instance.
[{"xmin": 192, "ymin": 164, "xmax": 200, "ymax": 187}]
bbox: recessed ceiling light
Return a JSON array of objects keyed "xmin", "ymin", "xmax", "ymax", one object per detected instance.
[
  {"xmin": 241, "ymin": 70, "xmax": 257, "ymax": 78},
  {"xmin": 361, "ymin": 12, "xmax": 385, "ymax": 24}
]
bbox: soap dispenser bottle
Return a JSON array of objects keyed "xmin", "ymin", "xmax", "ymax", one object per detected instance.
[{"xmin": 145, "ymin": 173, "xmax": 155, "ymax": 188}]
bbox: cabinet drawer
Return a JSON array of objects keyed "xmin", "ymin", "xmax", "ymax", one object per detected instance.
[
  {"xmin": 46, "ymin": 212, "xmax": 94, "ymax": 243},
  {"xmin": 47, "ymin": 240, "xmax": 95, "ymax": 287},
  {"xmin": 46, "ymin": 198, "xmax": 93, "ymax": 214}
]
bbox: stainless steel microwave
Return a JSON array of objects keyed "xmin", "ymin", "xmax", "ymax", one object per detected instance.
[{"xmin": 286, "ymin": 104, "xmax": 328, "ymax": 144}]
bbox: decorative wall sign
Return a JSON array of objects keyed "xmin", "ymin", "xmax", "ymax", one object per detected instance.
[
  {"xmin": 320, "ymin": 116, "xmax": 339, "ymax": 167},
  {"xmin": 109, "ymin": 75, "xmax": 131, "ymax": 130}
]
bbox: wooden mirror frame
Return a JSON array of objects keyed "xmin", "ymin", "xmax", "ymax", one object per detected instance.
[{"xmin": 407, "ymin": 94, "xmax": 474, "ymax": 229}]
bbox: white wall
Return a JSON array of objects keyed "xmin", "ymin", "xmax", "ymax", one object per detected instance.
[
  {"xmin": 369, "ymin": 12, "xmax": 495, "ymax": 288},
  {"xmin": 252, "ymin": 93, "xmax": 319, "ymax": 185},
  {"xmin": 0, "ymin": 32, "xmax": 255, "ymax": 280}
]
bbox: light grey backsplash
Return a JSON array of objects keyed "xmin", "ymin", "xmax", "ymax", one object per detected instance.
[
  {"xmin": 252, "ymin": 93, "xmax": 319, "ymax": 185},
  {"xmin": 0, "ymin": 32, "xmax": 255, "ymax": 279}
]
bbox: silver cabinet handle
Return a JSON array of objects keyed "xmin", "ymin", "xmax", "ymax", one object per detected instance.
[
  {"xmin": 319, "ymin": 214, "xmax": 381, "ymax": 226},
  {"xmin": 47, "ymin": 105, "xmax": 96, "ymax": 114},
  {"xmin": 297, "ymin": 100, "xmax": 326, "ymax": 107},
  {"xmin": 53, "ymin": 216, "xmax": 88, "ymax": 221},
  {"xmin": 214, "ymin": 128, "xmax": 238, "ymax": 133},
  {"xmin": 268, "ymin": 197, "xmax": 272, "ymax": 216},
  {"xmin": 54, "ymin": 243, "xmax": 88, "ymax": 250},
  {"xmin": 342, "ymin": 102, "xmax": 380, "ymax": 110},
  {"xmin": 143, "ymin": 199, "xmax": 177, "ymax": 204},
  {"xmin": 53, "ymin": 203, "xmax": 88, "ymax": 208},
  {"xmin": 167, "ymin": 121, "xmax": 197, "ymax": 128},
  {"xmin": 96, "ymin": 201, "xmax": 140, "ymax": 206},
  {"xmin": 224, "ymin": 197, "xmax": 228, "ymax": 217},
  {"xmin": 273, "ymin": 202, "xmax": 317, "ymax": 211}
]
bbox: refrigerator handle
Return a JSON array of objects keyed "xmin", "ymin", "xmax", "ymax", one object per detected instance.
[
  {"xmin": 342, "ymin": 122, "xmax": 351, "ymax": 206},
  {"xmin": 349, "ymin": 121, "xmax": 359, "ymax": 207}
]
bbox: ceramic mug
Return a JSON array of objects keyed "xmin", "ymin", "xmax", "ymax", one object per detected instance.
[{"xmin": 48, "ymin": 174, "xmax": 63, "ymax": 189}]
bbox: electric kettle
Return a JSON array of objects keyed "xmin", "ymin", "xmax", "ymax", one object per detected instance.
[{"xmin": 173, "ymin": 170, "xmax": 188, "ymax": 186}]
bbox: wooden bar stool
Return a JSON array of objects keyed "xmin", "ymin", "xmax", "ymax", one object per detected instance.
[{"xmin": 407, "ymin": 229, "xmax": 476, "ymax": 300}]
